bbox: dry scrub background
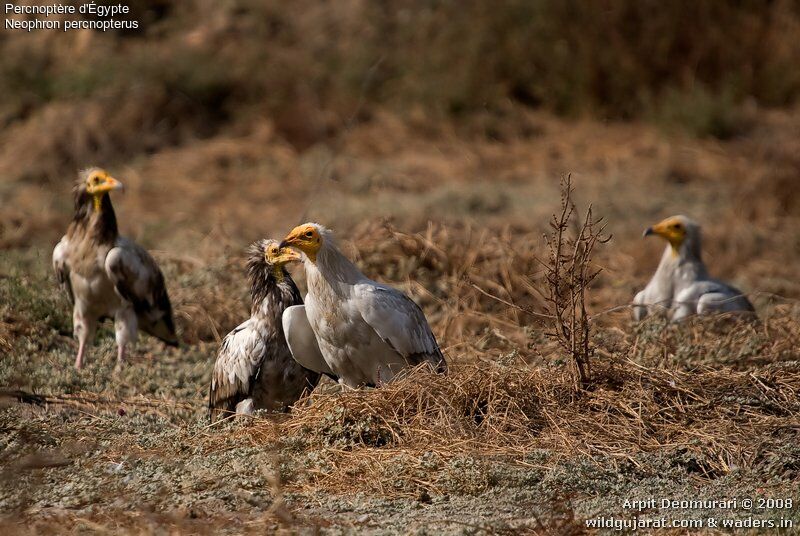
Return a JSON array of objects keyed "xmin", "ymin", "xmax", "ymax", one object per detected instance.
[{"xmin": 1, "ymin": 1, "xmax": 800, "ymax": 534}]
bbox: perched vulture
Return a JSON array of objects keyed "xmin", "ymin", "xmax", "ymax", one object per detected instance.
[
  {"xmin": 280, "ymin": 223, "xmax": 447, "ymax": 387},
  {"xmin": 52, "ymin": 168, "xmax": 178, "ymax": 369},
  {"xmin": 208, "ymin": 240, "xmax": 322, "ymax": 421},
  {"xmin": 633, "ymin": 215, "xmax": 755, "ymax": 321}
]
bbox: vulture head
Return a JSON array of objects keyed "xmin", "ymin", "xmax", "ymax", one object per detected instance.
[
  {"xmin": 644, "ymin": 215, "xmax": 702, "ymax": 259},
  {"xmin": 75, "ymin": 167, "xmax": 123, "ymax": 212},
  {"xmin": 247, "ymin": 239, "xmax": 300, "ymax": 285},
  {"xmin": 280, "ymin": 223, "xmax": 326, "ymax": 262}
]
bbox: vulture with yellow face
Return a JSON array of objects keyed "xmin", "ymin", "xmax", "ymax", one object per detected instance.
[
  {"xmin": 280, "ymin": 223, "xmax": 447, "ymax": 387},
  {"xmin": 633, "ymin": 215, "xmax": 755, "ymax": 321},
  {"xmin": 208, "ymin": 240, "xmax": 323, "ymax": 421},
  {"xmin": 52, "ymin": 168, "xmax": 178, "ymax": 369}
]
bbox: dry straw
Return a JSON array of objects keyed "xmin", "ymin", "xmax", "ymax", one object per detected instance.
[{"xmin": 220, "ymin": 343, "xmax": 800, "ymax": 498}]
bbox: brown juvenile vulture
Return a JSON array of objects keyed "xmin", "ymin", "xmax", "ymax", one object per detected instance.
[
  {"xmin": 52, "ymin": 168, "xmax": 177, "ymax": 369},
  {"xmin": 208, "ymin": 240, "xmax": 323, "ymax": 421}
]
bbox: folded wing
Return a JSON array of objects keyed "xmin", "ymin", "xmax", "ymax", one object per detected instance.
[
  {"xmin": 354, "ymin": 283, "xmax": 446, "ymax": 371},
  {"xmin": 672, "ymin": 280, "xmax": 754, "ymax": 321},
  {"xmin": 282, "ymin": 305, "xmax": 337, "ymax": 379},
  {"xmin": 104, "ymin": 237, "xmax": 177, "ymax": 346},
  {"xmin": 208, "ymin": 319, "xmax": 264, "ymax": 421},
  {"xmin": 52, "ymin": 236, "xmax": 74, "ymax": 305}
]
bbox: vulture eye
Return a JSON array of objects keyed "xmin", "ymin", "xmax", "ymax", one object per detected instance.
[{"xmin": 305, "ymin": 231, "xmax": 314, "ymax": 238}]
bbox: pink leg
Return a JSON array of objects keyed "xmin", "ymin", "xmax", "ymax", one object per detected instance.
[
  {"xmin": 114, "ymin": 308, "xmax": 136, "ymax": 367},
  {"xmin": 75, "ymin": 339, "xmax": 86, "ymax": 370},
  {"xmin": 73, "ymin": 311, "xmax": 94, "ymax": 370}
]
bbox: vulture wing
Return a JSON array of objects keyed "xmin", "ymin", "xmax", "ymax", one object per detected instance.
[
  {"xmin": 52, "ymin": 236, "xmax": 74, "ymax": 305},
  {"xmin": 208, "ymin": 318, "xmax": 266, "ymax": 421},
  {"xmin": 282, "ymin": 305, "xmax": 337, "ymax": 380},
  {"xmin": 672, "ymin": 280, "xmax": 755, "ymax": 321},
  {"xmin": 104, "ymin": 237, "xmax": 178, "ymax": 346},
  {"xmin": 354, "ymin": 283, "xmax": 446, "ymax": 371}
]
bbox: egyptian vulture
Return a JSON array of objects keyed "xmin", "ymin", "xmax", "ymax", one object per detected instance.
[
  {"xmin": 52, "ymin": 168, "xmax": 178, "ymax": 369},
  {"xmin": 208, "ymin": 240, "xmax": 322, "ymax": 421},
  {"xmin": 280, "ymin": 223, "xmax": 447, "ymax": 387},
  {"xmin": 633, "ymin": 215, "xmax": 755, "ymax": 321}
]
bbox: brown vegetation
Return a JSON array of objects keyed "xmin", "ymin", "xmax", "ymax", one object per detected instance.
[{"xmin": 3, "ymin": 1, "xmax": 800, "ymax": 187}]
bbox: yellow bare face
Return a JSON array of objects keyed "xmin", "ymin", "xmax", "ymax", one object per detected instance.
[
  {"xmin": 85, "ymin": 169, "xmax": 123, "ymax": 196},
  {"xmin": 264, "ymin": 243, "xmax": 301, "ymax": 266},
  {"xmin": 645, "ymin": 216, "xmax": 687, "ymax": 250},
  {"xmin": 280, "ymin": 224, "xmax": 322, "ymax": 262}
]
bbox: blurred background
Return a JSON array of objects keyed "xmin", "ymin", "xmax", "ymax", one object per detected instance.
[{"xmin": 1, "ymin": 0, "xmax": 799, "ymax": 325}]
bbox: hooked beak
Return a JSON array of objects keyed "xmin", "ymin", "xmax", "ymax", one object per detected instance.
[
  {"xmin": 643, "ymin": 227, "xmax": 654, "ymax": 238},
  {"xmin": 279, "ymin": 230, "xmax": 303, "ymax": 250},
  {"xmin": 275, "ymin": 247, "xmax": 302, "ymax": 263},
  {"xmin": 88, "ymin": 176, "xmax": 124, "ymax": 196},
  {"xmin": 279, "ymin": 225, "xmax": 320, "ymax": 262},
  {"xmin": 101, "ymin": 176, "xmax": 124, "ymax": 193}
]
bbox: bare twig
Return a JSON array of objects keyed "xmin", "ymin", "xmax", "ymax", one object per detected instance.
[{"xmin": 540, "ymin": 175, "xmax": 610, "ymax": 389}]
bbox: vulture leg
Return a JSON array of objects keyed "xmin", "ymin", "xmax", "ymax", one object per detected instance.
[
  {"xmin": 73, "ymin": 308, "xmax": 96, "ymax": 370},
  {"xmin": 235, "ymin": 398, "xmax": 254, "ymax": 416},
  {"xmin": 114, "ymin": 307, "xmax": 138, "ymax": 365},
  {"xmin": 376, "ymin": 364, "xmax": 392, "ymax": 387},
  {"xmin": 75, "ymin": 338, "xmax": 88, "ymax": 370},
  {"xmin": 337, "ymin": 378, "xmax": 359, "ymax": 391},
  {"xmin": 632, "ymin": 290, "xmax": 648, "ymax": 321}
]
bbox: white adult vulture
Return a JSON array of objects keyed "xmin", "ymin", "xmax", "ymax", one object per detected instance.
[
  {"xmin": 208, "ymin": 240, "xmax": 324, "ymax": 421},
  {"xmin": 280, "ymin": 223, "xmax": 447, "ymax": 387},
  {"xmin": 632, "ymin": 215, "xmax": 755, "ymax": 321},
  {"xmin": 53, "ymin": 168, "xmax": 178, "ymax": 369}
]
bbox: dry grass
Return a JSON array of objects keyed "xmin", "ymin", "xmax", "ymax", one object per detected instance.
[
  {"xmin": 205, "ymin": 320, "xmax": 798, "ymax": 500},
  {"xmin": 2, "ymin": 208, "xmax": 799, "ymax": 531},
  {"xmin": 162, "ymin": 209, "xmax": 798, "ymax": 510}
]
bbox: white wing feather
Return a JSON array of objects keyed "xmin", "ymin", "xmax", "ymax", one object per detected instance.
[
  {"xmin": 282, "ymin": 305, "xmax": 334, "ymax": 377},
  {"xmin": 104, "ymin": 237, "xmax": 177, "ymax": 344},
  {"xmin": 209, "ymin": 319, "xmax": 264, "ymax": 406},
  {"xmin": 354, "ymin": 283, "xmax": 441, "ymax": 363},
  {"xmin": 672, "ymin": 280, "xmax": 754, "ymax": 321},
  {"xmin": 52, "ymin": 236, "xmax": 74, "ymax": 304}
]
